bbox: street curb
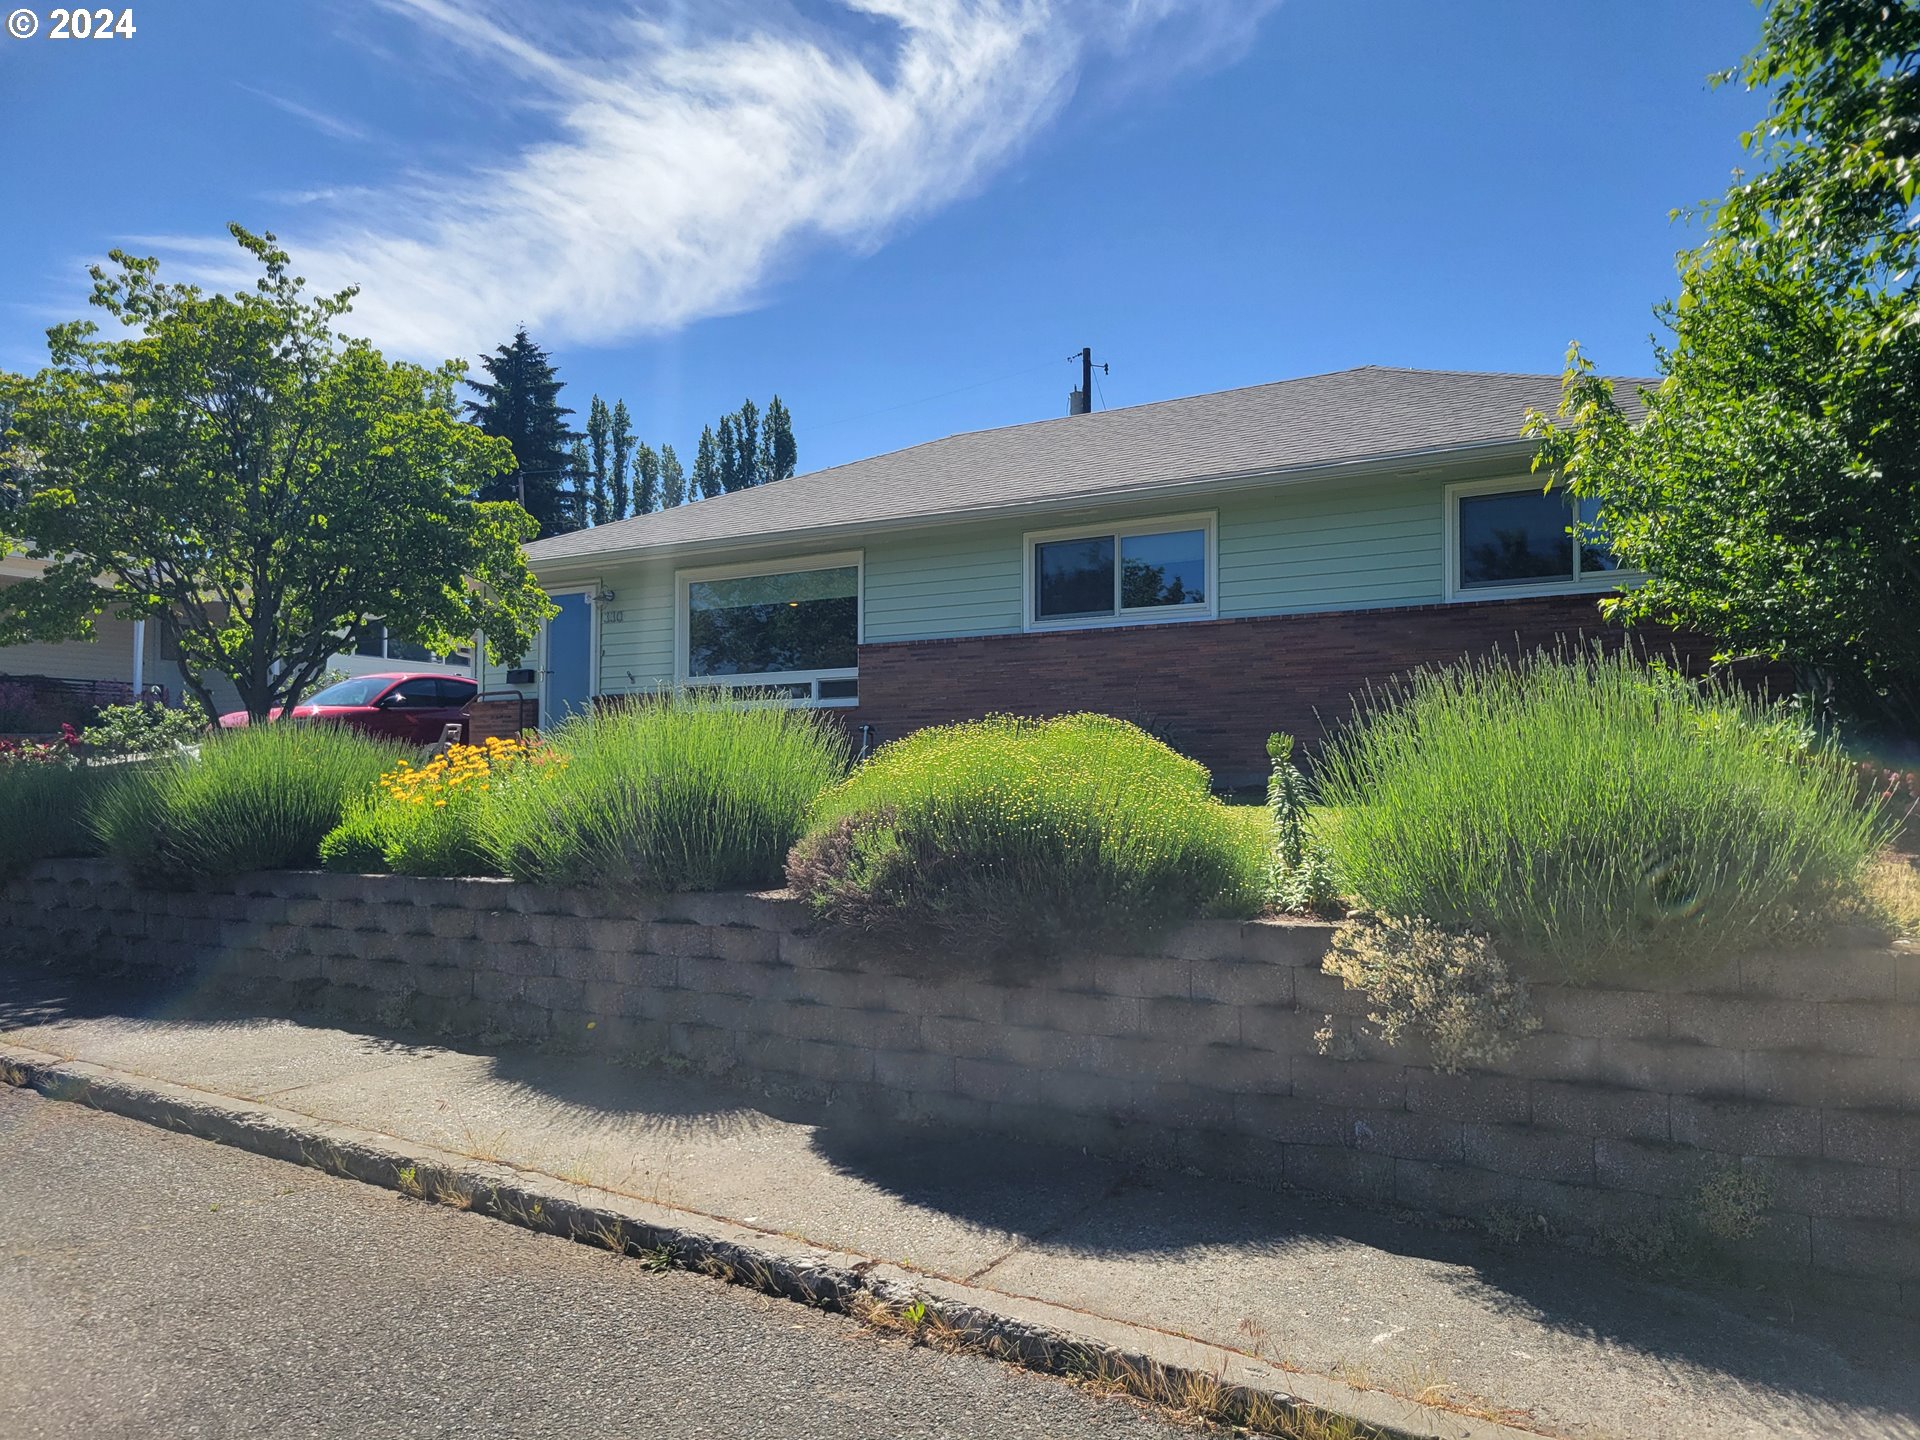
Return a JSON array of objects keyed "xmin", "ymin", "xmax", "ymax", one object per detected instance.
[{"xmin": 0, "ymin": 1040, "xmax": 1537, "ymax": 1440}]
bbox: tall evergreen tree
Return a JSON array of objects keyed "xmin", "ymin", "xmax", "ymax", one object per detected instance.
[
  {"xmin": 692, "ymin": 427, "xmax": 720, "ymax": 499},
  {"xmin": 714, "ymin": 414, "xmax": 740, "ymax": 494},
  {"xmin": 660, "ymin": 444, "xmax": 687, "ymax": 508},
  {"xmin": 610, "ymin": 400, "xmax": 635, "ymax": 519},
  {"xmin": 569, "ymin": 438, "xmax": 598, "ymax": 529},
  {"xmin": 632, "ymin": 441, "xmax": 659, "ymax": 516},
  {"xmin": 586, "ymin": 395, "xmax": 612, "ymax": 525},
  {"xmin": 731, "ymin": 398, "xmax": 760, "ymax": 491},
  {"xmin": 462, "ymin": 328, "xmax": 579, "ymax": 537},
  {"xmin": 759, "ymin": 395, "xmax": 797, "ymax": 484}
]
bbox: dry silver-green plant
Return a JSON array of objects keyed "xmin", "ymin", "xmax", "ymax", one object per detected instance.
[{"xmin": 1322, "ymin": 915, "xmax": 1537, "ymax": 1073}]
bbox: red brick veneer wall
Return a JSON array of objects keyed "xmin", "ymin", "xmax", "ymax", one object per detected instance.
[{"xmin": 847, "ymin": 595, "xmax": 1743, "ymax": 784}]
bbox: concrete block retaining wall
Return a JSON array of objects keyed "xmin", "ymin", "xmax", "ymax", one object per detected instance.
[{"xmin": 6, "ymin": 859, "xmax": 1917, "ymax": 1312}]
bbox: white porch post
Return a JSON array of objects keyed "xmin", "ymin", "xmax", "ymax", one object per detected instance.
[{"xmin": 131, "ymin": 619, "xmax": 146, "ymax": 699}]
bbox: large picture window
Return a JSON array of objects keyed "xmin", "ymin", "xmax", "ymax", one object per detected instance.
[
  {"xmin": 1026, "ymin": 515, "xmax": 1214, "ymax": 629},
  {"xmin": 1448, "ymin": 482, "xmax": 1627, "ymax": 597},
  {"xmin": 678, "ymin": 555, "xmax": 861, "ymax": 705}
]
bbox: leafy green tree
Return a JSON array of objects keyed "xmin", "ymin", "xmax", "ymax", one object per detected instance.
[
  {"xmin": 610, "ymin": 400, "xmax": 635, "ymax": 518},
  {"xmin": 0, "ymin": 227, "xmax": 554, "ymax": 722},
  {"xmin": 632, "ymin": 441, "xmax": 659, "ymax": 516},
  {"xmin": 694, "ymin": 424, "xmax": 721, "ymax": 499},
  {"xmin": 570, "ymin": 437, "xmax": 599, "ymax": 528},
  {"xmin": 731, "ymin": 398, "xmax": 760, "ymax": 492},
  {"xmin": 463, "ymin": 328, "xmax": 579, "ymax": 538},
  {"xmin": 759, "ymin": 394, "xmax": 798, "ymax": 484},
  {"xmin": 660, "ymin": 443, "xmax": 687, "ymax": 508},
  {"xmin": 1527, "ymin": 0, "xmax": 1920, "ymax": 732},
  {"xmin": 715, "ymin": 413, "xmax": 740, "ymax": 494},
  {"xmin": 585, "ymin": 395, "xmax": 612, "ymax": 526}
]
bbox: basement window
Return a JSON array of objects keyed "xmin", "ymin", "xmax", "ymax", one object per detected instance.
[
  {"xmin": 675, "ymin": 553, "xmax": 862, "ymax": 706},
  {"xmin": 1025, "ymin": 513, "xmax": 1216, "ymax": 630}
]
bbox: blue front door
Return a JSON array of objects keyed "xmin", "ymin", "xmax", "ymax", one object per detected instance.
[{"xmin": 544, "ymin": 592, "xmax": 593, "ymax": 724}]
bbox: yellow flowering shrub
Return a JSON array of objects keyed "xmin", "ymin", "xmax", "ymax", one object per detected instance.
[
  {"xmin": 787, "ymin": 713, "xmax": 1266, "ymax": 958},
  {"xmin": 320, "ymin": 735, "xmax": 564, "ymax": 876}
]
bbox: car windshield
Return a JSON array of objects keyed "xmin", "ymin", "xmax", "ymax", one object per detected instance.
[{"xmin": 301, "ymin": 677, "xmax": 393, "ymax": 707}]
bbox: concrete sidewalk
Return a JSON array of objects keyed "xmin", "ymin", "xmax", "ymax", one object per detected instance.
[{"xmin": 2, "ymin": 958, "xmax": 1914, "ymax": 1440}]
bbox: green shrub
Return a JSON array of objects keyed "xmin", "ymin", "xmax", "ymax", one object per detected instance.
[
  {"xmin": 482, "ymin": 691, "xmax": 849, "ymax": 891},
  {"xmin": 0, "ymin": 762, "xmax": 121, "ymax": 877},
  {"xmin": 81, "ymin": 702, "xmax": 208, "ymax": 757},
  {"xmin": 90, "ymin": 723, "xmax": 404, "ymax": 884},
  {"xmin": 321, "ymin": 737, "xmax": 553, "ymax": 877},
  {"xmin": 787, "ymin": 713, "xmax": 1266, "ymax": 956},
  {"xmin": 1316, "ymin": 647, "xmax": 1892, "ymax": 978}
]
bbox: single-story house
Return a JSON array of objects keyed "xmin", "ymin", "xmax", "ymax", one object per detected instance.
[
  {"xmin": 494, "ymin": 366, "xmax": 1708, "ymax": 784},
  {"xmin": 0, "ymin": 554, "xmax": 239, "ymax": 721},
  {"xmin": 1, "ymin": 554, "xmax": 472, "ymax": 726}
]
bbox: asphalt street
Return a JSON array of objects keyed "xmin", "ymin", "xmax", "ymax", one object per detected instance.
[{"xmin": 0, "ymin": 1087, "xmax": 1187, "ymax": 1440}]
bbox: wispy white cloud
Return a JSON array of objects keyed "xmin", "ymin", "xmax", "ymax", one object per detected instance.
[
  {"xmin": 208, "ymin": 0, "xmax": 1281, "ymax": 359},
  {"xmin": 235, "ymin": 84, "xmax": 373, "ymax": 143}
]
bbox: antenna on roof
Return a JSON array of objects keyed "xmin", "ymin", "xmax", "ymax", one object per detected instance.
[{"xmin": 1069, "ymin": 347, "xmax": 1107, "ymax": 416}]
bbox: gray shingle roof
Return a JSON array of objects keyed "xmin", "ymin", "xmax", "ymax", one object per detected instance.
[{"xmin": 525, "ymin": 365, "xmax": 1650, "ymax": 566}]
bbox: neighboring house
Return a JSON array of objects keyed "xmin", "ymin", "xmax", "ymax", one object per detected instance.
[
  {"xmin": 1, "ymin": 555, "xmax": 471, "ymax": 720},
  {"xmin": 333, "ymin": 626, "xmax": 476, "ymax": 683},
  {"xmin": 493, "ymin": 367, "xmax": 1704, "ymax": 784},
  {"xmin": 0, "ymin": 554, "xmax": 242, "ymax": 717}
]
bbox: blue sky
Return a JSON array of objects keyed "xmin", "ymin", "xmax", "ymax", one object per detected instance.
[{"xmin": 0, "ymin": 0, "xmax": 1765, "ymax": 474}]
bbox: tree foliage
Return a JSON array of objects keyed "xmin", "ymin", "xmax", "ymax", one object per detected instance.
[
  {"xmin": 463, "ymin": 328, "xmax": 579, "ymax": 538},
  {"xmin": 611, "ymin": 399, "xmax": 635, "ymax": 516},
  {"xmin": 660, "ymin": 443, "xmax": 687, "ymax": 508},
  {"xmin": 1527, "ymin": 0, "xmax": 1920, "ymax": 731},
  {"xmin": 0, "ymin": 226, "xmax": 554, "ymax": 721},
  {"xmin": 569, "ymin": 393, "xmax": 797, "ymax": 523}
]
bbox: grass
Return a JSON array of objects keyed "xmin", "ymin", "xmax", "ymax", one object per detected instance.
[
  {"xmin": 0, "ymin": 762, "xmax": 122, "ymax": 878},
  {"xmin": 89, "ymin": 723, "xmax": 405, "ymax": 884},
  {"xmin": 1863, "ymin": 851, "xmax": 1920, "ymax": 936},
  {"xmin": 788, "ymin": 713, "xmax": 1267, "ymax": 957},
  {"xmin": 1316, "ymin": 647, "xmax": 1892, "ymax": 979},
  {"xmin": 483, "ymin": 690, "xmax": 851, "ymax": 892}
]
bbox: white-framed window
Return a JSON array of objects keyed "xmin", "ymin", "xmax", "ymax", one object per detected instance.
[
  {"xmin": 1022, "ymin": 512, "xmax": 1217, "ymax": 631},
  {"xmin": 1443, "ymin": 478, "xmax": 1634, "ymax": 601},
  {"xmin": 674, "ymin": 551, "xmax": 862, "ymax": 707}
]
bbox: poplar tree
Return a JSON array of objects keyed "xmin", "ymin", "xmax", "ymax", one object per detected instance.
[
  {"xmin": 660, "ymin": 444, "xmax": 687, "ymax": 508},
  {"xmin": 759, "ymin": 395, "xmax": 798, "ymax": 483},
  {"xmin": 610, "ymin": 400, "xmax": 635, "ymax": 519}
]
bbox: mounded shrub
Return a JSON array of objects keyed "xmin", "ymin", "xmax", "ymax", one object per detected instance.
[
  {"xmin": 482, "ymin": 691, "xmax": 850, "ymax": 891},
  {"xmin": 1315, "ymin": 647, "xmax": 1892, "ymax": 978},
  {"xmin": 90, "ymin": 723, "xmax": 405, "ymax": 884},
  {"xmin": 80, "ymin": 702, "xmax": 207, "ymax": 757},
  {"xmin": 787, "ymin": 713, "xmax": 1267, "ymax": 956}
]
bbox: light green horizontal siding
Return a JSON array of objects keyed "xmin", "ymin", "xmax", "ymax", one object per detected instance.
[
  {"xmin": 862, "ymin": 524, "xmax": 1025, "ymax": 641},
  {"xmin": 519, "ymin": 470, "xmax": 1492, "ymax": 662},
  {"xmin": 1216, "ymin": 475, "xmax": 1443, "ymax": 616},
  {"xmin": 598, "ymin": 562, "xmax": 675, "ymax": 694}
]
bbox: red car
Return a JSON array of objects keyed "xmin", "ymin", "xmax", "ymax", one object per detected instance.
[{"xmin": 218, "ymin": 672, "xmax": 480, "ymax": 745}]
